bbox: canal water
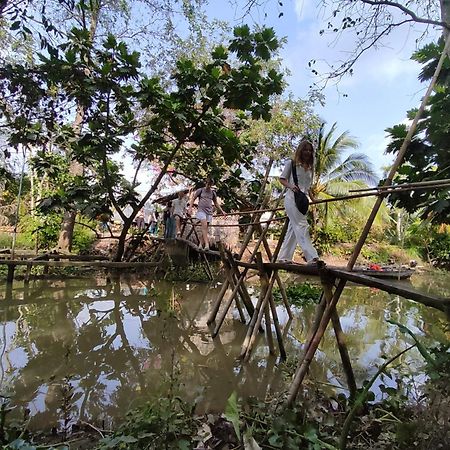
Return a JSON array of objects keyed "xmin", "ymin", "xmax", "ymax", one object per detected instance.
[{"xmin": 0, "ymin": 269, "xmax": 448, "ymax": 431}]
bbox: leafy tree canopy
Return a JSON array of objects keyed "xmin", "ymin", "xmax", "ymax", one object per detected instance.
[
  {"xmin": 385, "ymin": 38, "xmax": 450, "ymax": 224},
  {"xmin": 0, "ymin": 22, "xmax": 284, "ymax": 259}
]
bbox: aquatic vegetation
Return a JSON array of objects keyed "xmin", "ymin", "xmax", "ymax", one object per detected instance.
[{"xmin": 273, "ymin": 282, "xmax": 322, "ymax": 307}]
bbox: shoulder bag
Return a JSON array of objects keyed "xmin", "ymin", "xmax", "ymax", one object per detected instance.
[{"xmin": 291, "ymin": 159, "xmax": 309, "ymax": 215}]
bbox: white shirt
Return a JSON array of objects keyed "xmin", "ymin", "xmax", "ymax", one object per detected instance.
[
  {"xmin": 280, "ymin": 159, "xmax": 313, "ymax": 197},
  {"xmin": 172, "ymin": 197, "xmax": 187, "ymax": 217}
]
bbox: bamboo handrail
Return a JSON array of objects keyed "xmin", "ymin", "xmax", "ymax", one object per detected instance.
[
  {"xmin": 212, "ymin": 180, "xmax": 450, "ymax": 218},
  {"xmin": 349, "ymin": 178, "xmax": 450, "ymax": 192}
]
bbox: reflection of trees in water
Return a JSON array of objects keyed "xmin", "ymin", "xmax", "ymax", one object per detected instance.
[
  {"xmin": 2, "ymin": 277, "xmax": 446, "ymax": 430},
  {"xmin": 284, "ymin": 284, "xmax": 448, "ymax": 391},
  {"xmin": 0, "ymin": 278, "xmax": 282, "ymax": 431}
]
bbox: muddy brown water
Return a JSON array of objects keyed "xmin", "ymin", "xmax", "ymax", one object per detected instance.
[{"xmin": 0, "ymin": 269, "xmax": 448, "ymax": 431}]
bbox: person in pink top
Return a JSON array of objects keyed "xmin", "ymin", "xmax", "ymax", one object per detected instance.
[{"xmin": 188, "ymin": 178, "xmax": 224, "ymax": 250}]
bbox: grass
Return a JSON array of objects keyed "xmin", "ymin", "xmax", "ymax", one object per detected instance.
[{"xmin": 0, "ymin": 231, "xmax": 35, "ymax": 251}]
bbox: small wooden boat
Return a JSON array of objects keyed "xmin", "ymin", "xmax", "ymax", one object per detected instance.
[{"xmin": 352, "ymin": 266, "xmax": 415, "ymax": 280}]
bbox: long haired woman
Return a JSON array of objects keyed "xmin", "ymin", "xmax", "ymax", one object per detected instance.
[{"xmin": 278, "ymin": 140, "xmax": 320, "ymax": 264}]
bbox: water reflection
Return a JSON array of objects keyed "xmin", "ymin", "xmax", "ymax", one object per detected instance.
[{"xmin": 0, "ymin": 273, "xmax": 448, "ymax": 432}]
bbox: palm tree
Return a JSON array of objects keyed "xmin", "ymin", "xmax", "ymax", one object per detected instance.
[{"xmin": 311, "ymin": 122, "xmax": 379, "ymax": 229}]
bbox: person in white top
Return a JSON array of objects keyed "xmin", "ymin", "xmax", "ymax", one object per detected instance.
[
  {"xmin": 172, "ymin": 190, "xmax": 188, "ymax": 237},
  {"xmin": 278, "ymin": 140, "xmax": 320, "ymax": 264}
]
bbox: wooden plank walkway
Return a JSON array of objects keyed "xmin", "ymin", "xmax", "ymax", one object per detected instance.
[
  {"xmin": 234, "ymin": 260, "xmax": 449, "ymax": 313},
  {"xmin": 0, "ymin": 259, "xmax": 160, "ymax": 268}
]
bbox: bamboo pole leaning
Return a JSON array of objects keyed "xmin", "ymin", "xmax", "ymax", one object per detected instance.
[
  {"xmin": 256, "ymin": 252, "xmax": 287, "ymax": 360},
  {"xmin": 286, "ymin": 32, "xmax": 450, "ymax": 407}
]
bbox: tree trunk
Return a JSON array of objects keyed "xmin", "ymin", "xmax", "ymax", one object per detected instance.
[
  {"xmin": 57, "ymin": 5, "xmax": 99, "ymax": 252},
  {"xmin": 56, "ymin": 158, "xmax": 84, "ymax": 252},
  {"xmin": 30, "ymin": 168, "xmax": 35, "ymax": 215},
  {"xmin": 114, "ymin": 217, "xmax": 135, "ymax": 262},
  {"xmin": 441, "ymin": 0, "xmax": 450, "ymax": 57}
]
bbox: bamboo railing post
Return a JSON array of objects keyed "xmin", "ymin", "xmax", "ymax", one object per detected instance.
[{"xmin": 286, "ymin": 34, "xmax": 450, "ymax": 407}]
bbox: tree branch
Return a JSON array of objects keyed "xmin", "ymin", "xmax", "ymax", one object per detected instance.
[
  {"xmin": 329, "ymin": 19, "xmax": 412, "ymax": 80},
  {"xmin": 360, "ymin": 0, "xmax": 450, "ymax": 30}
]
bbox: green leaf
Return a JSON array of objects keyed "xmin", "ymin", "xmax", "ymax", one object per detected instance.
[
  {"xmin": 224, "ymin": 391, "xmax": 241, "ymax": 441},
  {"xmin": 177, "ymin": 439, "xmax": 190, "ymax": 450},
  {"xmin": 244, "ymin": 430, "xmax": 262, "ymax": 450}
]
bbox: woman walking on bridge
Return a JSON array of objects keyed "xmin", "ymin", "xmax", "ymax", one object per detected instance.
[
  {"xmin": 278, "ymin": 140, "xmax": 320, "ymax": 265},
  {"xmin": 188, "ymin": 178, "xmax": 224, "ymax": 250}
]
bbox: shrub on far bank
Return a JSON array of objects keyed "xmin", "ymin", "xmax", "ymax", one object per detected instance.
[{"xmin": 0, "ymin": 215, "xmax": 96, "ymax": 254}]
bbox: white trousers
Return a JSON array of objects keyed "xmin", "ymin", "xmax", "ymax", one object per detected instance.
[{"xmin": 278, "ymin": 194, "xmax": 319, "ymax": 262}]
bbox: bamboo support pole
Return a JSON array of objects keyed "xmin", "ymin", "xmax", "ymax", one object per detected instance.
[
  {"xmin": 331, "ymin": 308, "xmax": 357, "ymax": 399},
  {"xmin": 264, "ymin": 304, "xmax": 275, "ymax": 355},
  {"xmin": 210, "ymin": 212, "xmax": 287, "ymax": 334},
  {"xmin": 242, "ymin": 271, "xmax": 278, "ymax": 361},
  {"xmin": 286, "ymin": 33, "xmax": 450, "ymax": 407},
  {"xmin": 256, "ymin": 223, "xmax": 292, "ymax": 319},
  {"xmin": 239, "ymin": 253, "xmax": 269, "ymax": 357},
  {"xmin": 213, "ymin": 245, "xmax": 242, "ymax": 334},
  {"xmin": 187, "ymin": 217, "xmax": 213, "ymax": 280},
  {"xmin": 319, "ymin": 276, "xmax": 357, "ymax": 399},
  {"xmin": 234, "ymin": 279, "xmax": 246, "ymax": 323},
  {"xmin": 256, "ymin": 252, "xmax": 287, "ymax": 360},
  {"xmin": 212, "ymin": 244, "xmax": 256, "ymax": 336},
  {"xmin": 207, "ymin": 200, "xmax": 269, "ymax": 324},
  {"xmin": 212, "ymin": 282, "xmax": 243, "ymax": 336},
  {"xmin": 268, "ymin": 293, "xmax": 287, "ymax": 361},
  {"xmin": 226, "ymin": 251, "xmax": 256, "ymax": 317},
  {"xmin": 208, "ymin": 195, "xmax": 284, "ymax": 325}
]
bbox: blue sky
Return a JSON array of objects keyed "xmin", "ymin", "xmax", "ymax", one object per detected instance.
[{"xmin": 205, "ymin": 0, "xmax": 438, "ymax": 177}]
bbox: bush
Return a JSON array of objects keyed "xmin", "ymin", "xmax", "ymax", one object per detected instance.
[
  {"xmin": 404, "ymin": 222, "xmax": 450, "ymax": 267},
  {"xmin": 72, "ymin": 221, "xmax": 96, "ymax": 254},
  {"xmin": 313, "ymin": 223, "xmax": 360, "ymax": 254},
  {"xmin": 20, "ymin": 213, "xmax": 61, "ymax": 250},
  {"xmin": 426, "ymin": 229, "xmax": 450, "ymax": 267},
  {"xmin": 273, "ymin": 282, "xmax": 322, "ymax": 307}
]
